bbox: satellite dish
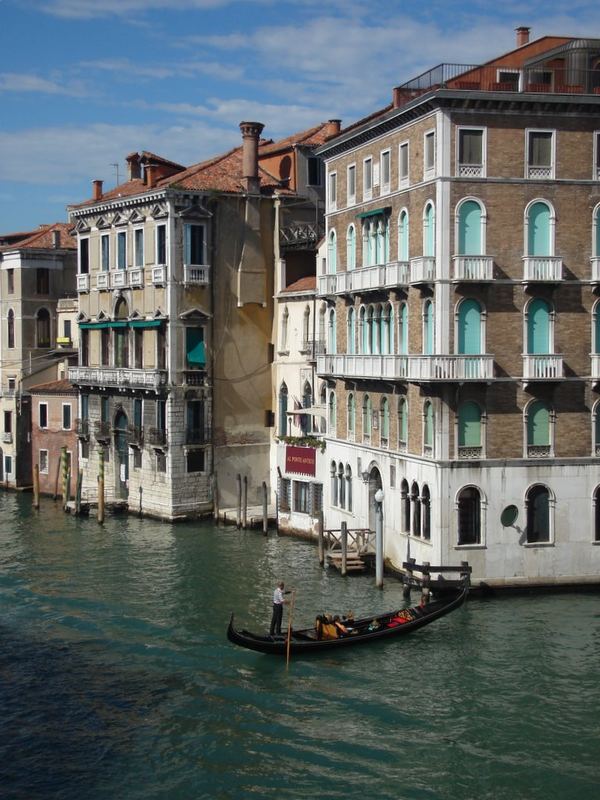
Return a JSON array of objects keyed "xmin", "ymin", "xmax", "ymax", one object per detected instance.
[{"xmin": 500, "ymin": 505, "xmax": 519, "ymax": 527}]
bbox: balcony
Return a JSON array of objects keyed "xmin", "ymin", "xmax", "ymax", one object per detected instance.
[
  {"xmin": 129, "ymin": 267, "xmax": 144, "ymax": 288},
  {"xmin": 409, "ymin": 257, "xmax": 435, "ymax": 283},
  {"xmin": 111, "ymin": 269, "xmax": 129, "ymax": 289},
  {"xmin": 458, "ymin": 446, "xmax": 483, "ymax": 460},
  {"xmin": 185, "ymin": 427, "xmax": 209, "ymax": 445},
  {"xmin": 301, "ymin": 338, "xmax": 326, "ymax": 361},
  {"xmin": 453, "ymin": 256, "xmax": 494, "ymax": 282},
  {"xmin": 126, "ymin": 425, "xmax": 144, "ymax": 446},
  {"xmin": 147, "ymin": 427, "xmax": 167, "ymax": 448},
  {"xmin": 522, "ymin": 354, "xmax": 563, "ymax": 380},
  {"xmin": 2, "ymin": 432, "xmax": 13, "ymax": 444},
  {"xmin": 183, "ymin": 370, "xmax": 207, "ymax": 386},
  {"xmin": 94, "ymin": 420, "xmax": 111, "ymax": 442},
  {"xmin": 591, "ymin": 355, "xmax": 600, "ymax": 381},
  {"xmin": 457, "ymin": 163, "xmax": 484, "ymax": 178},
  {"xmin": 77, "ymin": 274, "xmax": 90, "ymax": 293},
  {"xmin": 523, "ymin": 256, "xmax": 563, "ymax": 282},
  {"xmin": 75, "ymin": 418, "xmax": 89, "ymax": 439},
  {"xmin": 184, "ymin": 264, "xmax": 210, "ymax": 285},
  {"xmin": 152, "ymin": 266, "xmax": 166, "ymax": 285},
  {"xmin": 591, "ymin": 258, "xmax": 600, "ymax": 283},
  {"xmin": 96, "ymin": 272, "xmax": 110, "ymax": 291},
  {"xmin": 317, "ymin": 261, "xmax": 410, "ymax": 297},
  {"xmin": 68, "ymin": 366, "xmax": 168, "ymax": 390},
  {"xmin": 527, "ymin": 445, "xmax": 552, "ymax": 458},
  {"xmin": 317, "ymin": 353, "xmax": 494, "ymax": 381}
]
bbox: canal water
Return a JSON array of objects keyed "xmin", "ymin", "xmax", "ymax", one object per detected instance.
[{"xmin": 1, "ymin": 492, "xmax": 599, "ymax": 800}]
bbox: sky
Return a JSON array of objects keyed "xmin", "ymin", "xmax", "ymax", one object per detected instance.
[{"xmin": 1, "ymin": 0, "xmax": 600, "ymax": 232}]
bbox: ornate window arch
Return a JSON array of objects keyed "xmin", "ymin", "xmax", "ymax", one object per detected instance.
[
  {"xmin": 525, "ymin": 483, "xmax": 554, "ymax": 544},
  {"xmin": 524, "ymin": 398, "xmax": 553, "ymax": 458},
  {"xmin": 524, "ymin": 198, "xmax": 556, "ymax": 257},
  {"xmin": 327, "ymin": 229, "xmax": 337, "ymax": 273},
  {"xmin": 455, "ymin": 197, "xmax": 486, "ymax": 256},
  {"xmin": 397, "ymin": 208, "xmax": 409, "ymax": 261},
  {"xmin": 346, "ymin": 224, "xmax": 356, "ymax": 270}
]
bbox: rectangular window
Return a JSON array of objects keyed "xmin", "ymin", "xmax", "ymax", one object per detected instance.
[
  {"xmin": 80, "ymin": 329, "xmax": 89, "ymax": 366},
  {"xmin": 39, "ymin": 403, "xmax": 48, "ymax": 429},
  {"xmin": 36, "ymin": 268, "xmax": 49, "ymax": 295},
  {"xmin": 101, "ymin": 328, "xmax": 110, "ymax": 366},
  {"xmin": 307, "ymin": 157, "xmax": 321, "ymax": 186},
  {"xmin": 293, "ymin": 481, "xmax": 310, "ymax": 514},
  {"xmin": 186, "ymin": 450, "xmax": 205, "ymax": 473},
  {"xmin": 81, "ymin": 394, "xmax": 89, "ymax": 420},
  {"xmin": 63, "ymin": 320, "xmax": 71, "ymax": 340},
  {"xmin": 458, "ymin": 128, "xmax": 484, "ymax": 176},
  {"xmin": 62, "ymin": 403, "xmax": 72, "ymax": 430},
  {"xmin": 101, "ymin": 234, "xmax": 110, "ymax": 271},
  {"xmin": 380, "ymin": 150, "xmax": 391, "ymax": 193},
  {"xmin": 134, "ymin": 228, "xmax": 144, "ymax": 267},
  {"xmin": 424, "ymin": 131, "xmax": 436, "ymax": 177},
  {"xmin": 156, "ymin": 399, "xmax": 166, "ymax": 432},
  {"xmin": 117, "ymin": 230, "xmax": 127, "ymax": 269},
  {"xmin": 133, "ymin": 328, "xmax": 143, "ymax": 368},
  {"xmin": 7, "ymin": 378, "xmax": 16, "ymax": 395},
  {"xmin": 185, "ymin": 327, "xmax": 205, "ymax": 369},
  {"xmin": 156, "ymin": 224, "xmax": 166, "ymax": 265},
  {"xmin": 39, "ymin": 449, "xmax": 49, "ymax": 474},
  {"xmin": 133, "ymin": 398, "xmax": 143, "ymax": 431},
  {"xmin": 101, "ymin": 396, "xmax": 109, "ymax": 424},
  {"xmin": 184, "ymin": 224, "xmax": 205, "ymax": 265},
  {"xmin": 79, "ymin": 238, "xmax": 89, "ymax": 274},
  {"xmin": 4, "ymin": 411, "xmax": 12, "ymax": 433},
  {"xmin": 311, "ymin": 483, "xmax": 323, "ymax": 515},
  {"xmin": 328, "ymin": 171, "xmax": 337, "ymax": 210},
  {"xmin": 156, "ymin": 325, "xmax": 166, "ymax": 370},
  {"xmin": 399, "ymin": 142, "xmax": 409, "ymax": 187},
  {"xmin": 347, "ymin": 164, "xmax": 356, "ymax": 205},
  {"xmin": 497, "ymin": 70, "xmax": 520, "ymax": 90},
  {"xmin": 5, "ymin": 456, "xmax": 12, "ymax": 476},
  {"xmin": 527, "ymin": 130, "xmax": 554, "ymax": 178},
  {"xmin": 594, "ymin": 131, "xmax": 600, "ymax": 180},
  {"xmin": 186, "ymin": 400, "xmax": 205, "ymax": 444},
  {"xmin": 279, "ymin": 477, "xmax": 291, "ymax": 511},
  {"xmin": 7, "ymin": 269, "xmax": 14, "ymax": 294},
  {"xmin": 363, "ymin": 157, "xmax": 372, "ymax": 200}
]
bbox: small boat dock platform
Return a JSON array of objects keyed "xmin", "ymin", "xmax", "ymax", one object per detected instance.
[
  {"xmin": 401, "ymin": 559, "xmax": 472, "ymax": 598},
  {"xmin": 323, "ymin": 526, "xmax": 374, "ymax": 573}
]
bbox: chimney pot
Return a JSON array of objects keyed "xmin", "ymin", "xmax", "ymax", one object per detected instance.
[
  {"xmin": 326, "ymin": 119, "xmax": 341, "ymax": 138},
  {"xmin": 92, "ymin": 179, "xmax": 103, "ymax": 201},
  {"xmin": 145, "ymin": 163, "xmax": 157, "ymax": 187},
  {"xmin": 392, "ymin": 87, "xmax": 403, "ymax": 108},
  {"xmin": 126, "ymin": 152, "xmax": 141, "ymax": 181},
  {"xmin": 239, "ymin": 121, "xmax": 265, "ymax": 193},
  {"xmin": 515, "ymin": 26, "xmax": 530, "ymax": 47}
]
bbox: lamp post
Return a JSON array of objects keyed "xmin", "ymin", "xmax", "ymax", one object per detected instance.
[{"xmin": 374, "ymin": 488, "xmax": 384, "ymax": 588}]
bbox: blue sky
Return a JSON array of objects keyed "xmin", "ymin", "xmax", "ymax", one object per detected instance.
[{"xmin": 1, "ymin": 0, "xmax": 600, "ymax": 232}]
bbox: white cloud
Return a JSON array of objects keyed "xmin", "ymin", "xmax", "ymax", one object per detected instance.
[
  {"xmin": 0, "ymin": 72, "xmax": 88, "ymax": 96},
  {"xmin": 82, "ymin": 58, "xmax": 243, "ymax": 82},
  {"xmin": 39, "ymin": 0, "xmax": 248, "ymax": 19}
]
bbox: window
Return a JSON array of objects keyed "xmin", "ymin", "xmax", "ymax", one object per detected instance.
[
  {"xmin": 380, "ymin": 150, "xmax": 391, "ymax": 193},
  {"xmin": 398, "ymin": 397, "xmax": 408, "ymax": 450},
  {"xmin": 156, "ymin": 325, "xmax": 166, "ymax": 370},
  {"xmin": 328, "ymin": 390, "xmax": 336, "ymax": 433},
  {"xmin": 101, "ymin": 396, "xmax": 109, "ymax": 424},
  {"xmin": 280, "ymin": 307, "xmax": 289, "ymax": 352},
  {"xmin": 398, "ymin": 210, "xmax": 409, "ymax": 262},
  {"xmin": 186, "ymin": 450, "xmax": 205, "ymax": 473},
  {"xmin": 457, "ymin": 487, "xmax": 481, "ymax": 544},
  {"xmin": 526, "ymin": 201, "xmax": 553, "ymax": 258},
  {"xmin": 423, "ymin": 202, "xmax": 435, "ymax": 258},
  {"xmin": 7, "ymin": 269, "xmax": 14, "ymax": 294},
  {"xmin": 423, "ymin": 401, "xmax": 434, "ymax": 455},
  {"xmin": 133, "ymin": 398, "xmax": 143, "ymax": 432},
  {"xmin": 39, "ymin": 450, "xmax": 49, "ymax": 475},
  {"xmin": 411, "ymin": 481, "xmax": 421, "ymax": 537},
  {"xmin": 457, "ymin": 199, "xmax": 483, "ymax": 255},
  {"xmin": 156, "ymin": 224, "xmax": 167, "ymax": 265},
  {"xmin": 101, "ymin": 234, "xmax": 110, "ymax": 271},
  {"xmin": 346, "ymin": 225, "xmax": 356, "ymax": 270},
  {"xmin": 381, "ymin": 397, "xmax": 389, "ymax": 447},
  {"xmin": 398, "ymin": 303, "xmax": 408, "ymax": 355},
  {"xmin": 117, "ymin": 230, "xmax": 126, "ymax": 269},
  {"xmin": 62, "ymin": 404, "xmax": 72, "ymax": 430},
  {"xmin": 497, "ymin": 69, "xmax": 519, "ymax": 90},
  {"xmin": 81, "ymin": 394, "xmax": 89, "ymax": 421},
  {"xmin": 421, "ymin": 485, "xmax": 431, "ymax": 540},
  {"xmin": 156, "ymin": 451, "xmax": 166, "ymax": 472},
  {"xmin": 423, "ymin": 300, "xmax": 434, "ymax": 355},
  {"xmin": 279, "ymin": 477, "xmax": 291, "ymax": 511},
  {"xmin": 328, "ymin": 171, "xmax": 337, "ymax": 211},
  {"xmin": 63, "ymin": 320, "xmax": 72, "ymax": 340},
  {"xmin": 527, "ymin": 130, "xmax": 554, "ymax": 179},
  {"xmin": 362, "ymin": 395, "xmax": 372, "ymax": 442},
  {"xmin": 327, "ymin": 308, "xmax": 336, "ymax": 353},
  {"xmin": 278, "ymin": 383, "xmax": 288, "ymax": 436},
  {"xmin": 156, "ymin": 399, "xmax": 166, "ymax": 432},
  {"xmin": 7, "ymin": 310, "xmax": 14, "ymax": 349},
  {"xmin": 184, "ymin": 327, "xmax": 205, "ymax": 371},
  {"xmin": 79, "ymin": 237, "xmax": 89, "ymax": 274},
  {"xmin": 526, "ymin": 400, "xmax": 552, "ymax": 457},
  {"xmin": 186, "ymin": 400, "xmax": 205, "ymax": 444},
  {"xmin": 594, "ymin": 132, "xmax": 600, "ymax": 180},
  {"xmin": 101, "ymin": 328, "xmax": 110, "ymax": 366},
  {"xmin": 184, "ymin": 224, "xmax": 205, "ymax": 265},
  {"xmin": 134, "ymin": 228, "xmax": 144, "ymax": 267},
  {"xmin": 347, "ymin": 164, "xmax": 356, "ymax": 205},
  {"xmin": 330, "ymin": 461, "xmax": 338, "ymax": 507},
  {"xmin": 399, "ymin": 142, "xmax": 409, "ymax": 187},
  {"xmin": 133, "ymin": 448, "xmax": 142, "ymax": 469},
  {"xmin": 526, "ymin": 485, "xmax": 551, "ymax": 543},
  {"xmin": 327, "ymin": 230, "xmax": 337, "ymax": 274},
  {"xmin": 458, "ymin": 401, "xmax": 482, "ymax": 456},
  {"xmin": 4, "ymin": 411, "xmax": 12, "ymax": 434},
  {"xmin": 345, "ymin": 466, "xmax": 353, "ymax": 513},
  {"xmin": 347, "ymin": 307, "xmax": 356, "ymax": 355},
  {"xmin": 133, "ymin": 327, "xmax": 143, "ymax": 368},
  {"xmin": 594, "ymin": 485, "xmax": 600, "ymax": 541},
  {"xmin": 36, "ymin": 309, "xmax": 50, "ymax": 348},
  {"xmin": 39, "ymin": 402, "xmax": 48, "ymax": 429},
  {"xmin": 457, "ymin": 129, "xmax": 485, "ymax": 177},
  {"xmin": 424, "ymin": 130, "xmax": 436, "ymax": 178},
  {"xmin": 36, "ymin": 268, "xmax": 49, "ymax": 294},
  {"xmin": 307, "ymin": 157, "xmax": 321, "ymax": 186},
  {"xmin": 5, "ymin": 456, "xmax": 12, "ymax": 476},
  {"xmin": 337, "ymin": 463, "xmax": 345, "ymax": 509},
  {"xmin": 401, "ymin": 479, "xmax": 410, "ymax": 532},
  {"xmin": 363, "ymin": 157, "xmax": 372, "ymax": 200},
  {"xmin": 80, "ymin": 329, "xmax": 89, "ymax": 366},
  {"xmin": 301, "ymin": 382, "xmax": 312, "ymax": 436},
  {"xmin": 293, "ymin": 481, "xmax": 310, "ymax": 514},
  {"xmin": 526, "ymin": 298, "xmax": 552, "ymax": 355},
  {"xmin": 457, "ymin": 299, "xmax": 483, "ymax": 356},
  {"xmin": 347, "ymin": 393, "xmax": 355, "ymax": 440}
]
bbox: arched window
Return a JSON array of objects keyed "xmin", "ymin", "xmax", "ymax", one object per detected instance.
[
  {"xmin": 457, "ymin": 299, "xmax": 482, "ymax": 355},
  {"xmin": 347, "ymin": 307, "xmax": 356, "ymax": 355},
  {"xmin": 593, "ymin": 204, "xmax": 600, "ymax": 258},
  {"xmin": 593, "ymin": 301, "xmax": 600, "ymax": 354},
  {"xmin": 36, "ymin": 308, "xmax": 51, "ymax": 348},
  {"xmin": 328, "ymin": 390, "xmax": 336, "ymax": 433},
  {"xmin": 423, "ymin": 299, "xmax": 434, "ymax": 355},
  {"xmin": 376, "ymin": 219, "xmax": 386, "ymax": 265},
  {"xmin": 457, "ymin": 486, "xmax": 481, "ymax": 544},
  {"xmin": 421, "ymin": 485, "xmax": 431, "ymax": 540},
  {"xmin": 458, "ymin": 401, "xmax": 482, "ymax": 454},
  {"xmin": 526, "ymin": 298, "xmax": 552, "ymax": 354},
  {"xmin": 526, "ymin": 484, "xmax": 551, "ymax": 543},
  {"xmin": 457, "ymin": 199, "xmax": 483, "ymax": 255},
  {"xmin": 411, "ymin": 481, "xmax": 421, "ymax": 536},
  {"xmin": 347, "ymin": 393, "xmax": 355, "ymax": 440},
  {"xmin": 362, "ymin": 222, "xmax": 369, "ymax": 267},
  {"xmin": 346, "ymin": 224, "xmax": 356, "ymax": 270},
  {"xmin": 370, "ymin": 305, "xmax": 380, "ymax": 355},
  {"xmin": 381, "ymin": 397, "xmax": 390, "ymax": 447},
  {"xmin": 362, "ymin": 395, "xmax": 372, "ymax": 442},
  {"xmin": 280, "ymin": 306, "xmax": 289, "ymax": 351},
  {"xmin": 301, "ymin": 381, "xmax": 312, "ymax": 436},
  {"xmin": 424, "ymin": 401, "xmax": 434, "ymax": 455},
  {"xmin": 526, "ymin": 201, "xmax": 552, "ymax": 256},
  {"xmin": 423, "ymin": 201, "xmax": 435, "ymax": 257},
  {"xmin": 331, "ymin": 461, "xmax": 338, "ymax": 507},
  {"xmin": 526, "ymin": 399, "xmax": 551, "ymax": 457},
  {"xmin": 398, "ymin": 397, "xmax": 408, "ymax": 450},
  {"xmin": 302, "ymin": 305, "xmax": 310, "ymax": 348},
  {"xmin": 359, "ymin": 306, "xmax": 368, "ymax": 353},
  {"xmin": 113, "ymin": 297, "xmax": 129, "ymax": 368},
  {"xmin": 366, "ymin": 306, "xmax": 374, "ymax": 355},
  {"xmin": 401, "ymin": 479, "xmax": 410, "ymax": 532},
  {"xmin": 319, "ymin": 304, "xmax": 326, "ymax": 344},
  {"xmin": 327, "ymin": 308, "xmax": 336, "ymax": 354},
  {"xmin": 345, "ymin": 465, "xmax": 353, "ymax": 512},
  {"xmin": 7, "ymin": 309, "xmax": 15, "ymax": 349},
  {"xmin": 594, "ymin": 401, "xmax": 600, "ymax": 455},
  {"xmin": 328, "ymin": 230, "xmax": 337, "ymax": 273},
  {"xmin": 319, "ymin": 383, "xmax": 327, "ymax": 432},
  {"xmin": 398, "ymin": 209, "xmax": 409, "ymax": 261},
  {"xmin": 398, "ymin": 302, "xmax": 408, "ymax": 355},
  {"xmin": 594, "ymin": 485, "xmax": 600, "ymax": 542},
  {"xmin": 381, "ymin": 303, "xmax": 393, "ymax": 354},
  {"xmin": 278, "ymin": 383, "xmax": 288, "ymax": 436},
  {"xmin": 338, "ymin": 462, "xmax": 345, "ymax": 509}
]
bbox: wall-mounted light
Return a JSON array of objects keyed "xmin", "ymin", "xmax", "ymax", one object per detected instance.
[{"xmin": 361, "ymin": 470, "xmax": 370, "ymax": 483}]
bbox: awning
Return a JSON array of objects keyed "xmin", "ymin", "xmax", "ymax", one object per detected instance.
[
  {"xmin": 129, "ymin": 320, "xmax": 163, "ymax": 329},
  {"xmin": 79, "ymin": 321, "xmax": 110, "ymax": 330},
  {"xmin": 110, "ymin": 321, "xmax": 128, "ymax": 328},
  {"xmin": 186, "ymin": 339, "xmax": 206, "ymax": 366},
  {"xmin": 356, "ymin": 206, "xmax": 392, "ymax": 219}
]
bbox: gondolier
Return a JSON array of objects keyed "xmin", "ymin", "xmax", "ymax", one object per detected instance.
[{"xmin": 269, "ymin": 581, "xmax": 290, "ymax": 636}]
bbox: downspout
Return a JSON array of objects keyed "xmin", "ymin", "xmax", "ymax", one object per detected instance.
[{"xmin": 208, "ymin": 197, "xmax": 218, "ymax": 501}]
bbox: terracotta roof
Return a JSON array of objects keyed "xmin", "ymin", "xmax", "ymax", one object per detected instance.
[
  {"xmin": 257, "ymin": 122, "xmax": 334, "ymax": 156},
  {"xmin": 140, "ymin": 151, "xmax": 185, "ymax": 169},
  {"xmin": 281, "ymin": 275, "xmax": 316, "ymax": 293},
  {"xmin": 28, "ymin": 378, "xmax": 76, "ymax": 394},
  {"xmin": 0, "ymin": 222, "xmax": 75, "ymax": 251},
  {"xmin": 70, "ymin": 178, "xmax": 148, "ymax": 209}
]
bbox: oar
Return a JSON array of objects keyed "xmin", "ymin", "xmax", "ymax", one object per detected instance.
[{"xmin": 286, "ymin": 589, "xmax": 296, "ymax": 670}]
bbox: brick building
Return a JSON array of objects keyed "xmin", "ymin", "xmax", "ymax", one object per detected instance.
[{"xmin": 313, "ymin": 29, "xmax": 600, "ymax": 587}]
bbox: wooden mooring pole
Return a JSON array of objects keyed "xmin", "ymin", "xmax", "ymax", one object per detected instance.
[
  {"xmin": 97, "ymin": 449, "xmax": 105, "ymax": 525},
  {"xmin": 213, "ymin": 473, "xmax": 219, "ymax": 525},
  {"xmin": 242, "ymin": 475, "xmax": 248, "ymax": 529},
  {"xmin": 340, "ymin": 520, "xmax": 348, "ymax": 577},
  {"xmin": 60, "ymin": 447, "xmax": 67, "ymax": 508},
  {"xmin": 317, "ymin": 511, "xmax": 324, "ymax": 566},
  {"xmin": 262, "ymin": 481, "xmax": 268, "ymax": 536},
  {"xmin": 33, "ymin": 464, "xmax": 40, "ymax": 510},
  {"xmin": 75, "ymin": 470, "xmax": 83, "ymax": 516},
  {"xmin": 236, "ymin": 474, "xmax": 242, "ymax": 529}
]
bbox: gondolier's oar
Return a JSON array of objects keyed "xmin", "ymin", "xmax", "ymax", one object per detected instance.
[{"xmin": 286, "ymin": 589, "xmax": 296, "ymax": 670}]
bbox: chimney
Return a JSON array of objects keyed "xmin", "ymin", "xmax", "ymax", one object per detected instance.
[
  {"xmin": 392, "ymin": 87, "xmax": 403, "ymax": 108},
  {"xmin": 52, "ymin": 229, "xmax": 60, "ymax": 249},
  {"xmin": 145, "ymin": 163, "xmax": 157, "ymax": 188},
  {"xmin": 92, "ymin": 179, "xmax": 103, "ymax": 201},
  {"xmin": 515, "ymin": 26, "xmax": 530, "ymax": 47},
  {"xmin": 126, "ymin": 152, "xmax": 141, "ymax": 180},
  {"xmin": 239, "ymin": 121, "xmax": 265, "ymax": 193},
  {"xmin": 325, "ymin": 119, "xmax": 341, "ymax": 138}
]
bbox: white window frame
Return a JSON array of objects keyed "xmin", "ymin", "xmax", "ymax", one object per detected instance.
[
  {"xmin": 133, "ymin": 226, "xmax": 144, "ymax": 268},
  {"xmin": 156, "ymin": 223, "xmax": 167, "ymax": 266},
  {"xmin": 39, "ymin": 449, "xmax": 49, "ymax": 475},
  {"xmin": 363, "ymin": 157, "xmax": 373, "ymax": 201},
  {"xmin": 39, "ymin": 402, "xmax": 48, "ymax": 430},
  {"xmin": 328, "ymin": 171, "xmax": 337, "ymax": 211},
  {"xmin": 398, "ymin": 141, "xmax": 409, "ymax": 189},
  {"xmin": 62, "ymin": 402, "xmax": 72, "ymax": 431},
  {"xmin": 456, "ymin": 127, "xmax": 487, "ymax": 178},
  {"xmin": 496, "ymin": 68, "xmax": 521, "ymax": 91},
  {"xmin": 525, "ymin": 129, "xmax": 556, "ymax": 180},
  {"xmin": 523, "ymin": 399, "xmax": 555, "ymax": 459},
  {"xmin": 523, "ymin": 198, "xmax": 556, "ymax": 257},
  {"xmin": 78, "ymin": 235, "xmax": 90, "ymax": 274},
  {"xmin": 423, "ymin": 130, "xmax": 436, "ymax": 180},
  {"xmin": 347, "ymin": 163, "xmax": 356, "ymax": 206},
  {"xmin": 380, "ymin": 149, "xmax": 391, "ymax": 194},
  {"xmin": 101, "ymin": 233, "xmax": 110, "ymax": 272},
  {"xmin": 523, "ymin": 483, "xmax": 556, "ymax": 546},
  {"xmin": 116, "ymin": 229, "xmax": 127, "ymax": 270}
]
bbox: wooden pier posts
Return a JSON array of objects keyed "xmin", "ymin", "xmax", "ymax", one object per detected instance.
[
  {"xmin": 317, "ymin": 510, "xmax": 324, "ymax": 566},
  {"xmin": 97, "ymin": 449, "xmax": 105, "ymax": 524},
  {"xmin": 236, "ymin": 474, "xmax": 242, "ymax": 529},
  {"xmin": 33, "ymin": 464, "xmax": 40, "ymax": 510},
  {"xmin": 75, "ymin": 470, "xmax": 83, "ymax": 516},
  {"xmin": 340, "ymin": 520, "xmax": 348, "ymax": 577},
  {"xmin": 262, "ymin": 481, "xmax": 268, "ymax": 535},
  {"xmin": 375, "ymin": 489, "xmax": 384, "ymax": 588},
  {"xmin": 242, "ymin": 475, "xmax": 248, "ymax": 530},
  {"xmin": 212, "ymin": 473, "xmax": 219, "ymax": 524}
]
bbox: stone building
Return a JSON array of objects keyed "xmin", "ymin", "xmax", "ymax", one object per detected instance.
[
  {"xmin": 68, "ymin": 121, "xmax": 333, "ymax": 519},
  {"xmin": 314, "ymin": 29, "xmax": 600, "ymax": 587}
]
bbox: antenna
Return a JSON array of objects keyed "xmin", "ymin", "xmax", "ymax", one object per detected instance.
[{"xmin": 111, "ymin": 163, "xmax": 120, "ymax": 185}]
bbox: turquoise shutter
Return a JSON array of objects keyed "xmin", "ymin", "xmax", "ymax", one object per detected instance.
[
  {"xmin": 528, "ymin": 401, "xmax": 550, "ymax": 445},
  {"xmin": 528, "ymin": 299, "xmax": 550, "ymax": 354},
  {"xmin": 458, "ymin": 200, "xmax": 481, "ymax": 255},
  {"xmin": 458, "ymin": 299, "xmax": 482, "ymax": 354},
  {"xmin": 458, "ymin": 402, "xmax": 481, "ymax": 447},
  {"xmin": 528, "ymin": 202, "xmax": 551, "ymax": 256}
]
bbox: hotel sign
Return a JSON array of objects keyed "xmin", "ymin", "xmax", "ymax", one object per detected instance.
[{"xmin": 285, "ymin": 445, "xmax": 316, "ymax": 477}]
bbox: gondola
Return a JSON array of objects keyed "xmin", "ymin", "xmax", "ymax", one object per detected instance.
[{"xmin": 227, "ymin": 585, "xmax": 468, "ymax": 656}]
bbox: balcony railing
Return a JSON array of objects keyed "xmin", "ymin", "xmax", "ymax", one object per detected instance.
[
  {"xmin": 453, "ymin": 256, "xmax": 494, "ymax": 281},
  {"xmin": 409, "ymin": 256, "xmax": 435, "ymax": 283},
  {"xmin": 184, "ymin": 264, "xmax": 210, "ymax": 285},
  {"xmin": 185, "ymin": 427, "xmax": 209, "ymax": 445},
  {"xmin": 75, "ymin": 418, "xmax": 89, "ymax": 438},
  {"xmin": 527, "ymin": 444, "xmax": 552, "ymax": 458},
  {"xmin": 591, "ymin": 354, "xmax": 600, "ymax": 380},
  {"xmin": 94, "ymin": 420, "xmax": 111, "ymax": 441},
  {"xmin": 317, "ymin": 261, "xmax": 410, "ymax": 296},
  {"xmin": 591, "ymin": 257, "xmax": 600, "ymax": 282},
  {"xmin": 2, "ymin": 432, "xmax": 13, "ymax": 444},
  {"xmin": 68, "ymin": 366, "xmax": 168, "ymax": 390},
  {"xmin": 317, "ymin": 353, "xmax": 494, "ymax": 381},
  {"xmin": 96, "ymin": 272, "xmax": 110, "ymax": 290},
  {"xmin": 77, "ymin": 274, "xmax": 90, "ymax": 293},
  {"xmin": 152, "ymin": 266, "xmax": 166, "ymax": 285},
  {"xmin": 111, "ymin": 269, "xmax": 129, "ymax": 289},
  {"xmin": 126, "ymin": 425, "xmax": 144, "ymax": 446},
  {"xmin": 523, "ymin": 257, "xmax": 563, "ymax": 282},
  {"xmin": 522, "ymin": 354, "xmax": 563, "ymax": 380},
  {"xmin": 301, "ymin": 338, "xmax": 326, "ymax": 360},
  {"xmin": 458, "ymin": 163, "xmax": 484, "ymax": 178},
  {"xmin": 129, "ymin": 267, "xmax": 144, "ymax": 288},
  {"xmin": 147, "ymin": 427, "xmax": 167, "ymax": 448},
  {"xmin": 183, "ymin": 370, "xmax": 207, "ymax": 386},
  {"xmin": 458, "ymin": 446, "xmax": 483, "ymax": 459}
]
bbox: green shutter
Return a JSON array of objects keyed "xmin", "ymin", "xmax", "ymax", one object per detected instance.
[
  {"xmin": 458, "ymin": 200, "xmax": 481, "ymax": 255},
  {"xmin": 186, "ymin": 328, "xmax": 206, "ymax": 366},
  {"xmin": 528, "ymin": 401, "xmax": 550, "ymax": 445},
  {"xmin": 458, "ymin": 402, "xmax": 481, "ymax": 447}
]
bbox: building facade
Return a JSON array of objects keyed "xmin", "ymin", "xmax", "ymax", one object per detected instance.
[{"xmin": 314, "ymin": 30, "xmax": 600, "ymax": 587}]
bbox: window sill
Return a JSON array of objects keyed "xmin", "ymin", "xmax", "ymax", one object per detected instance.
[
  {"xmin": 455, "ymin": 543, "xmax": 486, "ymax": 550},
  {"xmin": 523, "ymin": 541, "xmax": 554, "ymax": 548}
]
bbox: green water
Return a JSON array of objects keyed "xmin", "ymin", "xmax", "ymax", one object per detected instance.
[{"xmin": 0, "ymin": 492, "xmax": 598, "ymax": 800}]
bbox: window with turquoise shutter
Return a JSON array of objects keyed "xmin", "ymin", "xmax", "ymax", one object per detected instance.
[
  {"xmin": 328, "ymin": 308, "xmax": 336, "ymax": 354},
  {"xmin": 527, "ymin": 401, "xmax": 550, "ymax": 446},
  {"xmin": 594, "ymin": 303, "xmax": 600, "ymax": 354},
  {"xmin": 527, "ymin": 298, "xmax": 551, "ymax": 354},
  {"xmin": 347, "ymin": 307, "xmax": 355, "ymax": 354},
  {"xmin": 346, "ymin": 225, "xmax": 356, "ymax": 270},
  {"xmin": 399, "ymin": 303, "xmax": 408, "ymax": 355},
  {"xmin": 458, "ymin": 402, "xmax": 481, "ymax": 447},
  {"xmin": 595, "ymin": 405, "xmax": 600, "ymax": 450},
  {"xmin": 458, "ymin": 299, "xmax": 482, "ymax": 355},
  {"xmin": 363, "ymin": 395, "xmax": 372, "ymax": 439},
  {"xmin": 527, "ymin": 202, "xmax": 551, "ymax": 256},
  {"xmin": 360, "ymin": 307, "xmax": 367, "ymax": 353},
  {"xmin": 458, "ymin": 200, "xmax": 482, "ymax": 255},
  {"xmin": 398, "ymin": 210, "xmax": 409, "ymax": 261},
  {"xmin": 398, "ymin": 398, "xmax": 408, "ymax": 446},
  {"xmin": 328, "ymin": 230, "xmax": 337, "ymax": 273},
  {"xmin": 423, "ymin": 300, "xmax": 434, "ymax": 355},
  {"xmin": 424, "ymin": 202, "xmax": 435, "ymax": 257}
]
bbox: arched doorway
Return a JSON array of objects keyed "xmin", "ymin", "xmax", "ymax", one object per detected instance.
[
  {"xmin": 114, "ymin": 409, "xmax": 129, "ymax": 500},
  {"xmin": 368, "ymin": 466, "xmax": 383, "ymax": 533}
]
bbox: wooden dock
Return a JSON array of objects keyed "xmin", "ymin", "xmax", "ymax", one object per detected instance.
[{"xmin": 323, "ymin": 525, "xmax": 374, "ymax": 574}]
